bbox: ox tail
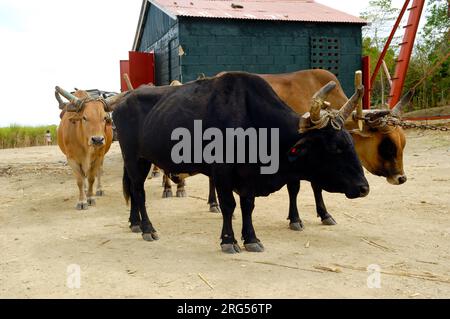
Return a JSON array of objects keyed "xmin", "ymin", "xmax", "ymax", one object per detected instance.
[{"xmin": 122, "ymin": 166, "xmax": 131, "ymax": 206}]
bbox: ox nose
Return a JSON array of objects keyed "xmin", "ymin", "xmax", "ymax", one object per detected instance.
[
  {"xmin": 359, "ymin": 185, "xmax": 370, "ymax": 197},
  {"xmin": 397, "ymin": 175, "xmax": 407, "ymax": 184},
  {"xmin": 91, "ymin": 136, "xmax": 105, "ymax": 146}
]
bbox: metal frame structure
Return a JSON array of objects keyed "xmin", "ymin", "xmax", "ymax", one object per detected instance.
[{"xmin": 368, "ymin": 0, "xmax": 426, "ymax": 108}]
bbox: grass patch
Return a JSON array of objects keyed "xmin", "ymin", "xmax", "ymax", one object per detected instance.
[{"xmin": 0, "ymin": 125, "xmax": 57, "ymax": 149}]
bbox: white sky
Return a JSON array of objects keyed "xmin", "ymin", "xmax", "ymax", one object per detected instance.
[{"xmin": 0, "ymin": 0, "xmax": 421, "ymax": 126}]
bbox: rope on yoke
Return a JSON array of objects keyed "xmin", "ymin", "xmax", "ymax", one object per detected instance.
[{"xmin": 300, "ymin": 110, "xmax": 345, "ymax": 133}]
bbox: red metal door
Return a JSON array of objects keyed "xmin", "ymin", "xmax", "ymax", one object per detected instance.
[{"xmin": 129, "ymin": 51, "xmax": 155, "ymax": 88}]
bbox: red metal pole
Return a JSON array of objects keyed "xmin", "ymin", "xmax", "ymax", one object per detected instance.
[
  {"xmin": 362, "ymin": 56, "xmax": 371, "ymax": 109},
  {"xmin": 388, "ymin": 0, "xmax": 426, "ymax": 107},
  {"xmin": 370, "ymin": 0, "xmax": 411, "ymax": 89}
]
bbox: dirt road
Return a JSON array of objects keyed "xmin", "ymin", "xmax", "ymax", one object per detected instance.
[{"xmin": 1, "ymin": 130, "xmax": 449, "ymax": 298}]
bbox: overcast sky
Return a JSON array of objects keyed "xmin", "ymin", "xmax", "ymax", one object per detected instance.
[{"xmin": 0, "ymin": 0, "xmax": 418, "ymax": 126}]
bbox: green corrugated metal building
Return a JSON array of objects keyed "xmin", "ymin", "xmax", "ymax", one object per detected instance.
[{"xmin": 132, "ymin": 0, "xmax": 366, "ymax": 96}]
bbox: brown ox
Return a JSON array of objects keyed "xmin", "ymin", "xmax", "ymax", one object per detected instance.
[
  {"xmin": 258, "ymin": 69, "xmax": 408, "ymax": 185},
  {"xmin": 55, "ymin": 87, "xmax": 115, "ymax": 210}
]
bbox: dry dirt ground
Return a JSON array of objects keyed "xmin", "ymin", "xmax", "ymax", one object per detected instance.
[{"xmin": 1, "ymin": 130, "xmax": 449, "ymax": 299}]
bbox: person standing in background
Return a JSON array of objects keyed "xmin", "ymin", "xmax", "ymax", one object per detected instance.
[{"xmin": 45, "ymin": 130, "xmax": 52, "ymax": 146}]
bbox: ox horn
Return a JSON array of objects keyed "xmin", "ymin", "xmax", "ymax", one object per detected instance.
[
  {"xmin": 338, "ymin": 73, "xmax": 364, "ymax": 121},
  {"xmin": 123, "ymin": 73, "xmax": 134, "ymax": 91},
  {"xmin": 55, "ymin": 86, "xmax": 83, "ymax": 112},
  {"xmin": 170, "ymin": 80, "xmax": 182, "ymax": 86},
  {"xmin": 54, "ymin": 91, "xmax": 67, "ymax": 110},
  {"xmin": 310, "ymin": 81, "xmax": 337, "ymax": 122},
  {"xmin": 354, "ymin": 71, "xmax": 364, "ymax": 131},
  {"xmin": 391, "ymin": 90, "xmax": 414, "ymax": 118}
]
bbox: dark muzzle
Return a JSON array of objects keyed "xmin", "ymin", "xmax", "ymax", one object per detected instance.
[
  {"xmin": 346, "ymin": 183, "xmax": 370, "ymax": 199},
  {"xmin": 91, "ymin": 136, "xmax": 105, "ymax": 146}
]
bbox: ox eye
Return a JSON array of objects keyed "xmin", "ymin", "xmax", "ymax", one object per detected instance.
[
  {"xmin": 379, "ymin": 137, "xmax": 397, "ymax": 160},
  {"xmin": 83, "ymin": 116, "xmax": 88, "ymax": 122}
]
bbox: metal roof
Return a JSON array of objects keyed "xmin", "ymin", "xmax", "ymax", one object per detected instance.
[
  {"xmin": 133, "ymin": 0, "xmax": 366, "ymax": 50},
  {"xmin": 150, "ymin": 0, "xmax": 367, "ymax": 24}
]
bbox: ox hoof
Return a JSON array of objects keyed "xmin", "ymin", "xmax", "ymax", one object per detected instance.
[
  {"xmin": 130, "ymin": 225, "xmax": 142, "ymax": 233},
  {"xmin": 176, "ymin": 190, "xmax": 187, "ymax": 198},
  {"xmin": 221, "ymin": 243, "xmax": 241, "ymax": 254},
  {"xmin": 244, "ymin": 241, "xmax": 265, "ymax": 252},
  {"xmin": 162, "ymin": 190, "xmax": 173, "ymax": 198},
  {"xmin": 87, "ymin": 198, "xmax": 96, "ymax": 206},
  {"xmin": 96, "ymin": 190, "xmax": 105, "ymax": 197},
  {"xmin": 322, "ymin": 216, "xmax": 337, "ymax": 226},
  {"xmin": 142, "ymin": 232, "xmax": 159, "ymax": 242},
  {"xmin": 76, "ymin": 202, "xmax": 88, "ymax": 210},
  {"xmin": 289, "ymin": 221, "xmax": 304, "ymax": 231},
  {"xmin": 152, "ymin": 172, "xmax": 161, "ymax": 178},
  {"xmin": 209, "ymin": 205, "xmax": 221, "ymax": 213}
]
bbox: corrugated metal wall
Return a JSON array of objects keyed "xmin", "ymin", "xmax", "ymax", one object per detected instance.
[{"xmin": 138, "ymin": 3, "xmax": 181, "ymax": 85}]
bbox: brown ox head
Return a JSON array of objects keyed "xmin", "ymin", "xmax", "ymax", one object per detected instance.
[
  {"xmin": 347, "ymin": 92, "xmax": 412, "ymax": 185},
  {"xmin": 55, "ymin": 86, "xmax": 120, "ymax": 148}
]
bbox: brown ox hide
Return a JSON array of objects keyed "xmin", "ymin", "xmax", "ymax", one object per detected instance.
[
  {"xmin": 258, "ymin": 69, "xmax": 407, "ymax": 184},
  {"xmin": 57, "ymin": 90, "xmax": 113, "ymax": 210}
]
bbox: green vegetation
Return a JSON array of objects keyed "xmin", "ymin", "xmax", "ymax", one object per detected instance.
[
  {"xmin": 361, "ymin": 0, "xmax": 449, "ymax": 111},
  {"xmin": 0, "ymin": 125, "xmax": 57, "ymax": 149}
]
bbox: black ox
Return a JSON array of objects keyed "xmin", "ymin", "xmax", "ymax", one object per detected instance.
[{"xmin": 112, "ymin": 72, "xmax": 369, "ymax": 254}]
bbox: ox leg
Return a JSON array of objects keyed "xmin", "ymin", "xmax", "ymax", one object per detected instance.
[
  {"xmin": 287, "ymin": 180, "xmax": 304, "ymax": 231},
  {"xmin": 86, "ymin": 171, "xmax": 96, "ymax": 207},
  {"xmin": 208, "ymin": 177, "xmax": 220, "ymax": 213},
  {"xmin": 123, "ymin": 166, "xmax": 141, "ymax": 233},
  {"xmin": 96, "ymin": 161, "xmax": 105, "ymax": 197},
  {"xmin": 67, "ymin": 159, "xmax": 88, "ymax": 210},
  {"xmin": 240, "ymin": 195, "xmax": 264, "ymax": 252},
  {"xmin": 215, "ymin": 174, "xmax": 240, "ymax": 254},
  {"xmin": 126, "ymin": 159, "xmax": 158, "ymax": 241},
  {"xmin": 312, "ymin": 183, "xmax": 337, "ymax": 225},
  {"xmin": 129, "ymin": 197, "xmax": 141, "ymax": 233},
  {"xmin": 176, "ymin": 178, "xmax": 187, "ymax": 197},
  {"xmin": 162, "ymin": 174, "xmax": 173, "ymax": 198}
]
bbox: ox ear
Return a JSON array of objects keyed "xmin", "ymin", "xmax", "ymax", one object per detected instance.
[{"xmin": 288, "ymin": 138, "xmax": 309, "ymax": 162}]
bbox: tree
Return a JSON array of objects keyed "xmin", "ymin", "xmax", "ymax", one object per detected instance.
[
  {"xmin": 360, "ymin": 0, "xmax": 399, "ymax": 107},
  {"xmin": 361, "ymin": 0, "xmax": 450, "ymax": 110},
  {"xmin": 361, "ymin": 0, "xmax": 399, "ymax": 50}
]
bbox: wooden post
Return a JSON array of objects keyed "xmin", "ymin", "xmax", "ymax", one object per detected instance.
[
  {"xmin": 355, "ymin": 71, "xmax": 364, "ymax": 131},
  {"xmin": 362, "ymin": 56, "xmax": 371, "ymax": 109}
]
